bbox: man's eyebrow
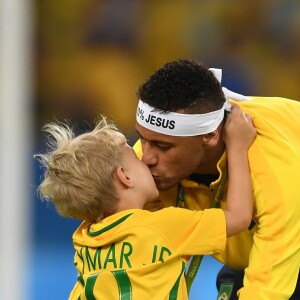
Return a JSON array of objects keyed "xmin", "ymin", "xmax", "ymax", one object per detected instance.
[{"xmin": 135, "ymin": 130, "xmax": 174, "ymax": 145}]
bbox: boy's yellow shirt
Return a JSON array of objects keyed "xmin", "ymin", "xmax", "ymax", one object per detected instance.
[{"xmin": 69, "ymin": 208, "xmax": 226, "ymax": 299}]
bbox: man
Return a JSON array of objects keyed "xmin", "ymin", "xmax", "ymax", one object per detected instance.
[{"xmin": 133, "ymin": 59, "xmax": 300, "ymax": 299}]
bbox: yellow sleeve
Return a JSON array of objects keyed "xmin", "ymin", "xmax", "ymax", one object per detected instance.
[
  {"xmin": 151, "ymin": 207, "xmax": 227, "ymax": 256},
  {"xmin": 236, "ymin": 97, "xmax": 300, "ymax": 299}
]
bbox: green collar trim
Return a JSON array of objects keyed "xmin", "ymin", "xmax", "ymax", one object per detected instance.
[{"xmin": 88, "ymin": 213, "xmax": 133, "ymax": 237}]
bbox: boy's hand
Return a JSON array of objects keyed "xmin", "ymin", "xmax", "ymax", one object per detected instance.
[{"xmin": 224, "ymin": 105, "xmax": 257, "ymax": 151}]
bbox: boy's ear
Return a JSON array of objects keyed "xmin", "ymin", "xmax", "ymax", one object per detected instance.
[
  {"xmin": 115, "ymin": 166, "xmax": 132, "ymax": 188},
  {"xmin": 202, "ymin": 130, "xmax": 220, "ymax": 146}
]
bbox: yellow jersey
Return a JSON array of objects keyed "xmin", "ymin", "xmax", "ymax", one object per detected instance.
[{"xmin": 69, "ymin": 207, "xmax": 226, "ymax": 300}]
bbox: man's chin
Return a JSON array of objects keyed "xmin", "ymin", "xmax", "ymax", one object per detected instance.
[{"xmin": 155, "ymin": 179, "xmax": 178, "ymax": 191}]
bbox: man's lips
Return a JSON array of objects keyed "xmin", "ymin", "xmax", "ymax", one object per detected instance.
[{"xmin": 152, "ymin": 174, "xmax": 160, "ymax": 179}]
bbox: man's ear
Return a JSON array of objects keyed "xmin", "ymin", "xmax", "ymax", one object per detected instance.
[
  {"xmin": 115, "ymin": 166, "xmax": 132, "ymax": 188},
  {"xmin": 202, "ymin": 130, "xmax": 220, "ymax": 147}
]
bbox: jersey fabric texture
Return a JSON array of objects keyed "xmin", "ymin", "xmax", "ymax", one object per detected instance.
[
  {"xmin": 134, "ymin": 96, "xmax": 300, "ymax": 300},
  {"xmin": 68, "ymin": 207, "xmax": 226, "ymax": 300}
]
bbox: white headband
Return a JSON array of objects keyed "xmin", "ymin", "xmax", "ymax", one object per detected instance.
[
  {"xmin": 136, "ymin": 68, "xmax": 250, "ymax": 137},
  {"xmin": 136, "ymin": 100, "xmax": 226, "ymax": 136}
]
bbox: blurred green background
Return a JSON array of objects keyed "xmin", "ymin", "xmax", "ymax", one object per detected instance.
[{"xmin": 34, "ymin": 0, "xmax": 300, "ymax": 137}]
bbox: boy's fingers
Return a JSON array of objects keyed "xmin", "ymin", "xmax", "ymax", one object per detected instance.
[
  {"xmin": 245, "ymin": 114, "xmax": 252, "ymax": 122},
  {"xmin": 230, "ymin": 105, "xmax": 252, "ymax": 122},
  {"xmin": 230, "ymin": 105, "xmax": 241, "ymax": 115}
]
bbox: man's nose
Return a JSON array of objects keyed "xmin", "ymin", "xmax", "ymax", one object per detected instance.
[{"xmin": 141, "ymin": 143, "xmax": 158, "ymax": 166}]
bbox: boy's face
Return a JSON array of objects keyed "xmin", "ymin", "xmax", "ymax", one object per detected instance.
[
  {"xmin": 122, "ymin": 143, "xmax": 159, "ymax": 203},
  {"xmin": 136, "ymin": 123, "xmax": 218, "ymax": 191}
]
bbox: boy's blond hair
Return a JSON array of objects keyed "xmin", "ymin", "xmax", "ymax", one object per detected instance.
[{"xmin": 35, "ymin": 116, "xmax": 126, "ymax": 222}]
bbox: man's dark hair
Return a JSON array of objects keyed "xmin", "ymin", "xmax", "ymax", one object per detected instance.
[{"xmin": 137, "ymin": 59, "xmax": 226, "ymax": 114}]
